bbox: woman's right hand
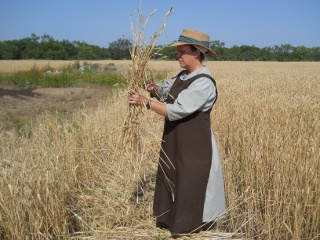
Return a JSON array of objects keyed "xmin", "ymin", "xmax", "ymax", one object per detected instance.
[{"xmin": 128, "ymin": 90, "xmax": 148, "ymax": 106}]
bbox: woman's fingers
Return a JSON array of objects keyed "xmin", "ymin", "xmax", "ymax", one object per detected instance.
[
  {"xmin": 128, "ymin": 90, "xmax": 142, "ymax": 105},
  {"xmin": 146, "ymin": 83, "xmax": 154, "ymax": 92},
  {"xmin": 143, "ymin": 80, "xmax": 154, "ymax": 92},
  {"xmin": 129, "ymin": 89, "xmax": 136, "ymax": 95}
]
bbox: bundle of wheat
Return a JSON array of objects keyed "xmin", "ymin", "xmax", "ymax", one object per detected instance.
[{"xmin": 120, "ymin": 3, "xmax": 173, "ymax": 172}]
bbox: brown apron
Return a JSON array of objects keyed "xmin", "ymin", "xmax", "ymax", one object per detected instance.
[{"xmin": 153, "ymin": 71, "xmax": 218, "ymax": 234}]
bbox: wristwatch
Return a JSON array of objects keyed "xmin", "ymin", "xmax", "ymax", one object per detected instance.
[{"xmin": 146, "ymin": 99, "xmax": 151, "ymax": 109}]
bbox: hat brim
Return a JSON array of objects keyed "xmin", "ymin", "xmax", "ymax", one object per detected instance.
[{"xmin": 170, "ymin": 42, "xmax": 217, "ymax": 58}]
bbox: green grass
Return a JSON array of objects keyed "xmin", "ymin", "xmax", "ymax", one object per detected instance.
[
  {"xmin": 2, "ymin": 62, "xmax": 127, "ymax": 89},
  {"xmin": 1, "ymin": 61, "xmax": 170, "ymax": 90}
]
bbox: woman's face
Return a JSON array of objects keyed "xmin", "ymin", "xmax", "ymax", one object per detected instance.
[{"xmin": 176, "ymin": 45, "xmax": 198, "ymax": 70}]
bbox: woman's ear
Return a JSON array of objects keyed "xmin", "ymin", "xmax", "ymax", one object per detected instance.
[{"xmin": 195, "ymin": 49, "xmax": 201, "ymax": 58}]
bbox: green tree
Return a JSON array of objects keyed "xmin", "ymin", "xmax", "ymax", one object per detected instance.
[
  {"xmin": 238, "ymin": 45, "xmax": 261, "ymax": 61},
  {"xmin": 210, "ymin": 40, "xmax": 226, "ymax": 60},
  {"xmin": 160, "ymin": 44, "xmax": 177, "ymax": 60},
  {"xmin": 23, "ymin": 33, "xmax": 42, "ymax": 59},
  {"xmin": 43, "ymin": 49, "xmax": 66, "ymax": 59},
  {"xmin": 77, "ymin": 44, "xmax": 97, "ymax": 60},
  {"xmin": 0, "ymin": 40, "xmax": 20, "ymax": 59},
  {"xmin": 61, "ymin": 40, "xmax": 78, "ymax": 59},
  {"xmin": 38, "ymin": 34, "xmax": 67, "ymax": 59},
  {"xmin": 109, "ymin": 38, "xmax": 131, "ymax": 60},
  {"xmin": 91, "ymin": 45, "xmax": 109, "ymax": 59},
  {"xmin": 1, "ymin": 33, "xmax": 319, "ymax": 62},
  {"xmin": 292, "ymin": 46, "xmax": 311, "ymax": 61},
  {"xmin": 260, "ymin": 47, "xmax": 274, "ymax": 61},
  {"xmin": 311, "ymin": 47, "xmax": 320, "ymax": 61},
  {"xmin": 224, "ymin": 45, "xmax": 241, "ymax": 61},
  {"xmin": 273, "ymin": 44, "xmax": 294, "ymax": 62}
]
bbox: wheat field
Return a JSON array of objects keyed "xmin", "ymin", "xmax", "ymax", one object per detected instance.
[{"xmin": 0, "ymin": 60, "xmax": 319, "ymax": 239}]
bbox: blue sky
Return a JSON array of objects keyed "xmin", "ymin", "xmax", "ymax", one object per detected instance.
[{"xmin": 1, "ymin": 0, "xmax": 320, "ymax": 48}]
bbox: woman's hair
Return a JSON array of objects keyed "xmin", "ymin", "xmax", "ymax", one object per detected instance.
[{"xmin": 189, "ymin": 45, "xmax": 205, "ymax": 62}]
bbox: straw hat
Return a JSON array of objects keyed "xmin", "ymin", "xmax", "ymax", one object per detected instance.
[{"xmin": 170, "ymin": 29, "xmax": 217, "ymax": 57}]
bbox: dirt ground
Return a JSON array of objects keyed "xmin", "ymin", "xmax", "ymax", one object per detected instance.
[{"xmin": 0, "ymin": 85, "xmax": 109, "ymax": 128}]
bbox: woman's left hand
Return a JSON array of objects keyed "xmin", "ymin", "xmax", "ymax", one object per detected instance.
[{"xmin": 128, "ymin": 90, "xmax": 147, "ymax": 106}]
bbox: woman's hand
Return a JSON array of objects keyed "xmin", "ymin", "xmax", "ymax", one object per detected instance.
[
  {"xmin": 144, "ymin": 80, "xmax": 154, "ymax": 92},
  {"xmin": 144, "ymin": 80, "xmax": 159, "ymax": 98},
  {"xmin": 128, "ymin": 90, "xmax": 148, "ymax": 106},
  {"xmin": 129, "ymin": 89, "xmax": 168, "ymax": 117}
]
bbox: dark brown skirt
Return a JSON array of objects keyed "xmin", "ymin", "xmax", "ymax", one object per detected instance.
[{"xmin": 153, "ymin": 110, "xmax": 212, "ymax": 234}]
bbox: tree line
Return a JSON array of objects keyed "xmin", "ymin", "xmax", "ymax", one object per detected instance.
[{"xmin": 1, "ymin": 33, "xmax": 319, "ymax": 62}]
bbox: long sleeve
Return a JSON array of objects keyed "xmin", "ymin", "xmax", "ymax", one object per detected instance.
[{"xmin": 165, "ymin": 67, "xmax": 217, "ymax": 121}]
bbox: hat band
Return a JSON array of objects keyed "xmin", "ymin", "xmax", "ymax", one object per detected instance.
[{"xmin": 178, "ymin": 35, "xmax": 210, "ymax": 48}]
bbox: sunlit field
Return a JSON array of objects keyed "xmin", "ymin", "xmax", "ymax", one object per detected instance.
[
  {"xmin": 0, "ymin": 60, "xmax": 117, "ymax": 73},
  {"xmin": 0, "ymin": 60, "xmax": 319, "ymax": 239}
]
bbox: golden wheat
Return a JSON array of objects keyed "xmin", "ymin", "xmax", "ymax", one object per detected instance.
[{"xmin": 0, "ymin": 61, "xmax": 319, "ymax": 239}]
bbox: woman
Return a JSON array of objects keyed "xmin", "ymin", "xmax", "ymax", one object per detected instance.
[{"xmin": 128, "ymin": 29, "xmax": 226, "ymax": 237}]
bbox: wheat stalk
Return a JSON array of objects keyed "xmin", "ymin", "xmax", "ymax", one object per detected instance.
[{"xmin": 120, "ymin": 3, "xmax": 173, "ymax": 160}]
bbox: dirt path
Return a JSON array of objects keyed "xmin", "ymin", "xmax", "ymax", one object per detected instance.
[{"xmin": 0, "ymin": 86, "xmax": 109, "ymax": 128}]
